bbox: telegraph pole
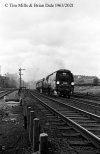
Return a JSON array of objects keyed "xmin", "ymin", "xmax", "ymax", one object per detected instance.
[{"xmin": 19, "ymin": 68, "xmax": 25, "ymax": 89}]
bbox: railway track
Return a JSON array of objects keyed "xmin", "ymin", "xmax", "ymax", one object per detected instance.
[
  {"xmin": 56, "ymin": 96, "xmax": 100, "ymax": 117},
  {"xmin": 73, "ymin": 92, "xmax": 100, "ymax": 101},
  {"xmin": 0, "ymin": 89, "xmax": 14, "ymax": 99},
  {"xmin": 27, "ymin": 90, "xmax": 100, "ymax": 154}
]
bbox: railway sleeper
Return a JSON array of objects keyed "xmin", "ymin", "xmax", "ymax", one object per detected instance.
[
  {"xmin": 68, "ymin": 140, "xmax": 93, "ymax": 146},
  {"xmin": 83, "ymin": 125, "xmax": 100, "ymax": 129},
  {"xmin": 80, "ymin": 123, "xmax": 100, "ymax": 126},
  {"xmin": 74, "ymin": 119, "xmax": 96, "ymax": 122},
  {"xmin": 48, "ymin": 118, "xmax": 62, "ymax": 122},
  {"xmin": 75, "ymin": 149, "xmax": 100, "ymax": 154},
  {"xmin": 57, "ymin": 126, "xmax": 72, "ymax": 130},
  {"xmin": 49, "ymin": 122, "xmax": 65, "ymax": 126},
  {"xmin": 62, "ymin": 132, "xmax": 81, "ymax": 137},
  {"xmin": 67, "ymin": 117, "xmax": 89, "ymax": 120},
  {"xmin": 86, "ymin": 127, "xmax": 100, "ymax": 131}
]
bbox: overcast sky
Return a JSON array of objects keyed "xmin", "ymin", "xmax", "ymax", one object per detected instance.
[{"xmin": 0, "ymin": 0, "xmax": 100, "ymax": 81}]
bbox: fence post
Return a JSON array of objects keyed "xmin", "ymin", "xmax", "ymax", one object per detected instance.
[
  {"xmin": 24, "ymin": 115, "xmax": 27, "ymax": 129},
  {"xmin": 27, "ymin": 106, "xmax": 31, "ymax": 130},
  {"xmin": 39, "ymin": 133, "xmax": 48, "ymax": 154},
  {"xmin": 0, "ymin": 145, "xmax": 2, "ymax": 151},
  {"xmin": 29, "ymin": 111, "xmax": 35, "ymax": 143},
  {"xmin": 33, "ymin": 118, "xmax": 39, "ymax": 152}
]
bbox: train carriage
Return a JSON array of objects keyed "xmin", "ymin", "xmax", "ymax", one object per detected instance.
[
  {"xmin": 36, "ymin": 78, "xmax": 48, "ymax": 93},
  {"xmin": 36, "ymin": 79, "xmax": 43, "ymax": 93}
]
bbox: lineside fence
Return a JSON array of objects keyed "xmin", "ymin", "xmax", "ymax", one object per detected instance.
[{"xmin": 22, "ymin": 99, "xmax": 48, "ymax": 154}]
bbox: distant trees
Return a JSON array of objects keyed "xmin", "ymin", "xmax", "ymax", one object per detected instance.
[
  {"xmin": 5, "ymin": 73, "xmax": 19, "ymax": 88},
  {"xmin": 74, "ymin": 75, "xmax": 100, "ymax": 86},
  {"xmin": 93, "ymin": 77, "xmax": 99, "ymax": 86},
  {"xmin": 5, "ymin": 77, "xmax": 17, "ymax": 88},
  {"xmin": 0, "ymin": 73, "xmax": 19, "ymax": 88}
]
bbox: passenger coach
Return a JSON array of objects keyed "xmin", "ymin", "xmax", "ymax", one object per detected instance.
[{"xmin": 36, "ymin": 78, "xmax": 48, "ymax": 93}]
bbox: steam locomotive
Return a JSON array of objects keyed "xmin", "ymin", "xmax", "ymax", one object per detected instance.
[{"xmin": 36, "ymin": 69, "xmax": 74, "ymax": 98}]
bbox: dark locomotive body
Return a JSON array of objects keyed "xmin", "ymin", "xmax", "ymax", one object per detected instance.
[{"xmin": 36, "ymin": 69, "xmax": 74, "ymax": 98}]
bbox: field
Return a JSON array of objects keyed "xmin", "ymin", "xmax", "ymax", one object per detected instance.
[{"xmin": 74, "ymin": 86, "xmax": 100, "ymax": 95}]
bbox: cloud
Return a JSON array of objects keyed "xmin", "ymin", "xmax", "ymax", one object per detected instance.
[{"xmin": 0, "ymin": 0, "xmax": 100, "ymax": 81}]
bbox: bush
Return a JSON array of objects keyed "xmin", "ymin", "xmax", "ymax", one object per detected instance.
[{"xmin": 93, "ymin": 77, "xmax": 99, "ymax": 86}]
